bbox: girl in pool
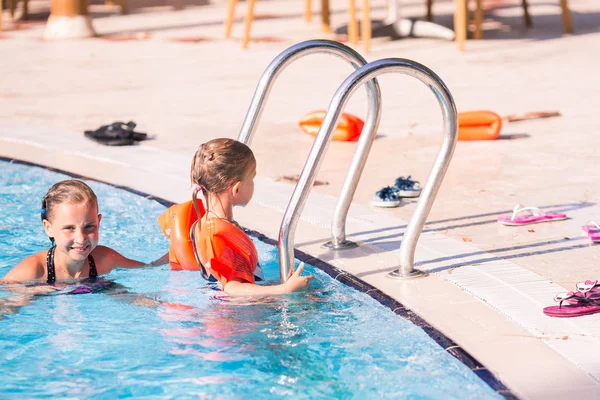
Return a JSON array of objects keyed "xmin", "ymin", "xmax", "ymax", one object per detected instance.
[
  {"xmin": 166, "ymin": 138, "xmax": 313, "ymax": 296},
  {"xmin": 1, "ymin": 180, "xmax": 168, "ymax": 284}
]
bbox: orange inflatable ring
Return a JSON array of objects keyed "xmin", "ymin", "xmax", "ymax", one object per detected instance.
[
  {"xmin": 299, "ymin": 110, "xmax": 365, "ymax": 142},
  {"xmin": 458, "ymin": 111, "xmax": 503, "ymax": 141},
  {"xmin": 158, "ymin": 200, "xmax": 259, "ymax": 284}
]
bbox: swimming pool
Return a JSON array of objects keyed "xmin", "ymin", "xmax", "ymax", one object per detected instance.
[{"xmin": 0, "ymin": 160, "xmax": 504, "ymax": 398}]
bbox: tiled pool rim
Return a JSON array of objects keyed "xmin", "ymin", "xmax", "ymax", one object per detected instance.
[{"xmin": 0, "ymin": 156, "xmax": 517, "ymax": 399}]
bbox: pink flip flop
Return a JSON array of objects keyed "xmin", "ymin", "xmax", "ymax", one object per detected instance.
[
  {"xmin": 497, "ymin": 204, "xmax": 567, "ymax": 226},
  {"xmin": 544, "ymin": 291, "xmax": 600, "ymax": 318},
  {"xmin": 566, "ymin": 280, "xmax": 600, "ymax": 304},
  {"xmin": 582, "ymin": 221, "xmax": 600, "ymax": 243}
]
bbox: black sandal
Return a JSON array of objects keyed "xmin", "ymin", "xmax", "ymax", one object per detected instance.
[{"xmin": 84, "ymin": 121, "xmax": 149, "ymax": 146}]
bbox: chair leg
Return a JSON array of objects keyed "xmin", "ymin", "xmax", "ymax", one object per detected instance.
[
  {"xmin": 474, "ymin": 0, "xmax": 483, "ymax": 39},
  {"xmin": 426, "ymin": 0, "xmax": 433, "ymax": 22},
  {"xmin": 9, "ymin": 0, "xmax": 15, "ymax": 18},
  {"xmin": 464, "ymin": 0, "xmax": 469, "ymax": 37},
  {"xmin": 559, "ymin": 0, "xmax": 573, "ymax": 34},
  {"xmin": 119, "ymin": 0, "xmax": 127, "ymax": 15},
  {"xmin": 521, "ymin": 0, "xmax": 532, "ymax": 28},
  {"xmin": 305, "ymin": 0, "xmax": 311, "ymax": 22},
  {"xmin": 454, "ymin": 0, "xmax": 467, "ymax": 51},
  {"xmin": 362, "ymin": 0, "xmax": 371, "ymax": 53},
  {"xmin": 321, "ymin": 0, "xmax": 330, "ymax": 32},
  {"xmin": 224, "ymin": 0, "xmax": 237, "ymax": 39},
  {"xmin": 241, "ymin": 0, "xmax": 256, "ymax": 49},
  {"xmin": 22, "ymin": 0, "xmax": 28, "ymax": 20},
  {"xmin": 348, "ymin": 0, "xmax": 358, "ymax": 46}
]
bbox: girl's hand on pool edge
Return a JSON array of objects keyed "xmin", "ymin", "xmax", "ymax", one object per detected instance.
[{"xmin": 284, "ymin": 262, "xmax": 314, "ymax": 293}]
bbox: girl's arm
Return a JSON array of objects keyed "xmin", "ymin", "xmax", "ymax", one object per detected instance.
[
  {"xmin": 223, "ymin": 262, "xmax": 314, "ymax": 297},
  {"xmin": 97, "ymin": 246, "xmax": 169, "ymax": 273}
]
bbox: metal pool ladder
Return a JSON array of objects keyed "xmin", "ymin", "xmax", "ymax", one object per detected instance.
[{"xmin": 238, "ymin": 42, "xmax": 458, "ymax": 282}]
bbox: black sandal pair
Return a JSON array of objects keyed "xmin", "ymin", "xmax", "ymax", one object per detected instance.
[{"xmin": 84, "ymin": 121, "xmax": 149, "ymax": 146}]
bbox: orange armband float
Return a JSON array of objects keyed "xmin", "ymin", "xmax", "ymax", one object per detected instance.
[
  {"xmin": 299, "ymin": 110, "xmax": 365, "ymax": 142},
  {"xmin": 457, "ymin": 111, "xmax": 503, "ymax": 141},
  {"xmin": 158, "ymin": 199, "xmax": 205, "ymax": 271}
]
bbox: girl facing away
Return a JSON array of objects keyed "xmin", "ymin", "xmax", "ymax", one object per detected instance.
[
  {"xmin": 1, "ymin": 180, "xmax": 168, "ymax": 284},
  {"xmin": 167, "ymin": 138, "xmax": 314, "ymax": 296}
]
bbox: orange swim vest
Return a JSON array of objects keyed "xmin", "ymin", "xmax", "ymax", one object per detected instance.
[{"xmin": 158, "ymin": 200, "xmax": 259, "ymax": 285}]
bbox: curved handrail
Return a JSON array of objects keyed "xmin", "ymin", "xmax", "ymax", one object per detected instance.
[
  {"xmin": 238, "ymin": 40, "xmax": 381, "ymax": 146},
  {"xmin": 279, "ymin": 58, "xmax": 458, "ymax": 280},
  {"xmin": 236, "ymin": 40, "xmax": 383, "ymax": 272}
]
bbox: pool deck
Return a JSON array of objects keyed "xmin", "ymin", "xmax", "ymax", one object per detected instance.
[{"xmin": 2, "ymin": 0, "xmax": 600, "ymax": 398}]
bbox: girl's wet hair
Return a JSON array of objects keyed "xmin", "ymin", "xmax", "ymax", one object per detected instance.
[
  {"xmin": 190, "ymin": 138, "xmax": 255, "ymax": 218},
  {"xmin": 41, "ymin": 180, "xmax": 98, "ymax": 222}
]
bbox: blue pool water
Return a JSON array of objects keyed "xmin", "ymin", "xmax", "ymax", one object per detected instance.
[{"xmin": 0, "ymin": 160, "xmax": 502, "ymax": 399}]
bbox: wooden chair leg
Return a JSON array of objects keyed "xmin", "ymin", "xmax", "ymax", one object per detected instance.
[
  {"xmin": 559, "ymin": 0, "xmax": 573, "ymax": 34},
  {"xmin": 321, "ymin": 0, "xmax": 331, "ymax": 32},
  {"xmin": 426, "ymin": 0, "xmax": 433, "ymax": 22},
  {"xmin": 305, "ymin": 0, "xmax": 311, "ymax": 22},
  {"xmin": 241, "ymin": 0, "xmax": 256, "ymax": 49},
  {"xmin": 362, "ymin": 0, "xmax": 371, "ymax": 53},
  {"xmin": 348, "ymin": 0, "xmax": 358, "ymax": 46},
  {"xmin": 9, "ymin": 0, "xmax": 15, "ymax": 18},
  {"xmin": 454, "ymin": 0, "xmax": 467, "ymax": 51},
  {"xmin": 224, "ymin": 0, "xmax": 237, "ymax": 39},
  {"xmin": 521, "ymin": 0, "xmax": 532, "ymax": 28},
  {"xmin": 22, "ymin": 0, "xmax": 28, "ymax": 20},
  {"xmin": 474, "ymin": 0, "xmax": 483, "ymax": 39},
  {"xmin": 464, "ymin": 0, "xmax": 469, "ymax": 36},
  {"xmin": 119, "ymin": 0, "xmax": 127, "ymax": 15}
]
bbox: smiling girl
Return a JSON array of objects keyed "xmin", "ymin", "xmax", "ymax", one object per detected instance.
[{"xmin": 1, "ymin": 180, "xmax": 167, "ymax": 284}]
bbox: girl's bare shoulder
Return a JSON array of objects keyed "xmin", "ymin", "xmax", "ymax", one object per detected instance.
[{"xmin": 1, "ymin": 251, "xmax": 47, "ymax": 283}]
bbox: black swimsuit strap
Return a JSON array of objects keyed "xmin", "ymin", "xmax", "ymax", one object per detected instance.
[
  {"xmin": 190, "ymin": 222, "xmax": 214, "ymax": 282},
  {"xmin": 46, "ymin": 246, "xmax": 56, "ymax": 284},
  {"xmin": 46, "ymin": 246, "xmax": 97, "ymax": 284},
  {"xmin": 88, "ymin": 255, "xmax": 98, "ymax": 280}
]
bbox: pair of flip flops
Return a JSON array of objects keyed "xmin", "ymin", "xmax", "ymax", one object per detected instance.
[
  {"xmin": 497, "ymin": 206, "xmax": 599, "ymax": 244},
  {"xmin": 543, "ymin": 280, "xmax": 600, "ymax": 317},
  {"xmin": 371, "ymin": 176, "xmax": 422, "ymax": 208},
  {"xmin": 497, "ymin": 204, "xmax": 567, "ymax": 226},
  {"xmin": 84, "ymin": 121, "xmax": 149, "ymax": 146}
]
